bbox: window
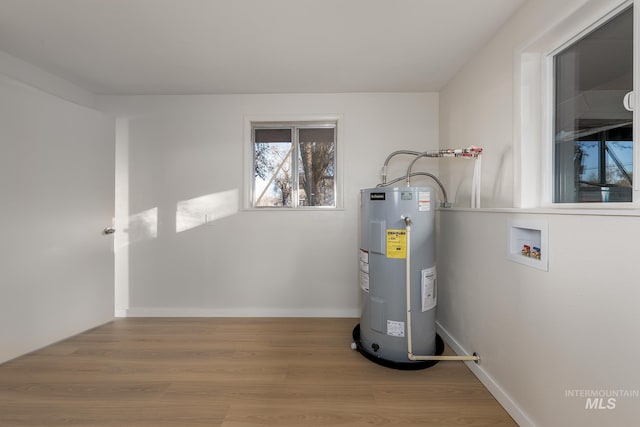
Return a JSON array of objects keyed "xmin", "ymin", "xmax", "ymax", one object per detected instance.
[
  {"xmin": 251, "ymin": 122, "xmax": 337, "ymax": 208},
  {"xmin": 552, "ymin": 6, "xmax": 633, "ymax": 203}
]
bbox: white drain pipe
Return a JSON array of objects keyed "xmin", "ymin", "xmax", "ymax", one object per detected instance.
[{"xmin": 403, "ymin": 216, "xmax": 479, "ymax": 363}]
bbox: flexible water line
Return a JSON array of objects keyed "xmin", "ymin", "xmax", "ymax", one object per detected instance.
[
  {"xmin": 403, "ymin": 216, "xmax": 479, "ymax": 363},
  {"xmin": 405, "ymin": 152, "xmax": 440, "ymax": 186},
  {"xmin": 379, "ymin": 172, "xmax": 450, "ymax": 207},
  {"xmin": 404, "ymin": 147, "xmax": 483, "ymax": 186},
  {"xmin": 381, "ymin": 150, "xmax": 423, "ymax": 184}
]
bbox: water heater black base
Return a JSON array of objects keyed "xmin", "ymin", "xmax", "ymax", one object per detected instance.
[{"xmin": 352, "ymin": 323, "xmax": 445, "ymax": 370}]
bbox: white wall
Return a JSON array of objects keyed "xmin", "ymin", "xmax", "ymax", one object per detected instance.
[
  {"xmin": 438, "ymin": 0, "xmax": 640, "ymax": 425},
  {"xmin": 0, "ymin": 70, "xmax": 115, "ymax": 363},
  {"xmin": 0, "ymin": 50, "xmax": 95, "ymax": 108},
  {"xmin": 97, "ymin": 93, "xmax": 439, "ymax": 317},
  {"xmin": 437, "ymin": 210, "xmax": 640, "ymax": 426},
  {"xmin": 439, "ymin": 0, "xmax": 596, "ymax": 209}
]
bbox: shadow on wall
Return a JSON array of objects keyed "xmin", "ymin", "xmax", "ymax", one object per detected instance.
[
  {"xmin": 452, "ymin": 145, "xmax": 511, "ymax": 208},
  {"xmin": 113, "ymin": 188, "xmax": 239, "ymax": 316},
  {"xmin": 492, "ymin": 145, "xmax": 512, "ymax": 204},
  {"xmin": 115, "ymin": 207, "xmax": 158, "ymax": 249}
]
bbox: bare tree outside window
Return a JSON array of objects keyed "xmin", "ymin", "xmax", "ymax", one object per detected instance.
[
  {"xmin": 298, "ymin": 128, "xmax": 335, "ymax": 207},
  {"xmin": 252, "ymin": 123, "xmax": 336, "ymax": 208}
]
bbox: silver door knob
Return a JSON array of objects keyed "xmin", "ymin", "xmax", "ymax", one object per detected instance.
[{"xmin": 103, "ymin": 227, "xmax": 116, "ymax": 235}]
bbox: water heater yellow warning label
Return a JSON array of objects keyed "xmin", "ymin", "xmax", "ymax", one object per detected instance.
[{"xmin": 386, "ymin": 229, "xmax": 406, "ymax": 258}]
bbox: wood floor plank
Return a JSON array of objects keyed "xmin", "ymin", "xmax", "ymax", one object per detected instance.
[{"xmin": 0, "ymin": 318, "xmax": 515, "ymax": 426}]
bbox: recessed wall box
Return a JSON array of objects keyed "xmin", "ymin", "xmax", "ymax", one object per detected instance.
[{"xmin": 507, "ymin": 220, "xmax": 548, "ymax": 271}]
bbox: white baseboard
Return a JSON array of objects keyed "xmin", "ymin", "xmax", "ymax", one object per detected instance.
[
  {"xmin": 124, "ymin": 307, "xmax": 361, "ymax": 318},
  {"xmin": 436, "ymin": 321, "xmax": 536, "ymax": 427}
]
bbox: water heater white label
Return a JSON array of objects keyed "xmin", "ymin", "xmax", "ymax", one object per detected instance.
[
  {"xmin": 418, "ymin": 191, "xmax": 431, "ymax": 211},
  {"xmin": 360, "ymin": 271, "xmax": 369, "ymax": 292},
  {"xmin": 359, "ymin": 249, "xmax": 369, "ymax": 274},
  {"xmin": 387, "ymin": 320, "xmax": 405, "ymax": 337},
  {"xmin": 421, "ymin": 267, "xmax": 437, "ymax": 312},
  {"xmin": 359, "ymin": 262, "xmax": 369, "ymax": 274}
]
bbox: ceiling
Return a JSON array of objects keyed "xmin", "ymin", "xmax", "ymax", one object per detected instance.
[{"xmin": 0, "ymin": 0, "xmax": 525, "ymax": 95}]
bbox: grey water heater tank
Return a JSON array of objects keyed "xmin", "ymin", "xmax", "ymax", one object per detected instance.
[{"xmin": 355, "ymin": 186, "xmax": 442, "ymax": 369}]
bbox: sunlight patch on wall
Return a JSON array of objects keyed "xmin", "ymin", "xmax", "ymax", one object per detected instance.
[
  {"xmin": 116, "ymin": 207, "xmax": 159, "ymax": 249},
  {"xmin": 176, "ymin": 189, "xmax": 239, "ymax": 233}
]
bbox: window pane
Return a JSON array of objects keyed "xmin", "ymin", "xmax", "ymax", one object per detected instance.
[
  {"xmin": 575, "ymin": 140, "xmax": 600, "ymax": 187},
  {"xmin": 255, "ymin": 128, "xmax": 292, "ymax": 143},
  {"xmin": 297, "ymin": 128, "xmax": 336, "ymax": 207},
  {"xmin": 605, "ymin": 140, "xmax": 633, "ymax": 201},
  {"xmin": 554, "ymin": 7, "xmax": 633, "ymax": 203},
  {"xmin": 254, "ymin": 129, "xmax": 294, "ymax": 207},
  {"xmin": 251, "ymin": 123, "xmax": 338, "ymax": 209}
]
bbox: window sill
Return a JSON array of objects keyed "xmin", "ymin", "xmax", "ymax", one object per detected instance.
[
  {"xmin": 241, "ymin": 207, "xmax": 345, "ymax": 212},
  {"xmin": 438, "ymin": 206, "xmax": 640, "ymax": 217}
]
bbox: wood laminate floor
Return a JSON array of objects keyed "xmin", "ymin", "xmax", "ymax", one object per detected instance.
[{"xmin": 0, "ymin": 318, "xmax": 516, "ymax": 426}]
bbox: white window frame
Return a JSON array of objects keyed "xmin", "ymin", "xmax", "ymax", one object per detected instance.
[
  {"xmin": 243, "ymin": 115, "xmax": 344, "ymax": 210},
  {"xmin": 515, "ymin": 0, "xmax": 640, "ymax": 210}
]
